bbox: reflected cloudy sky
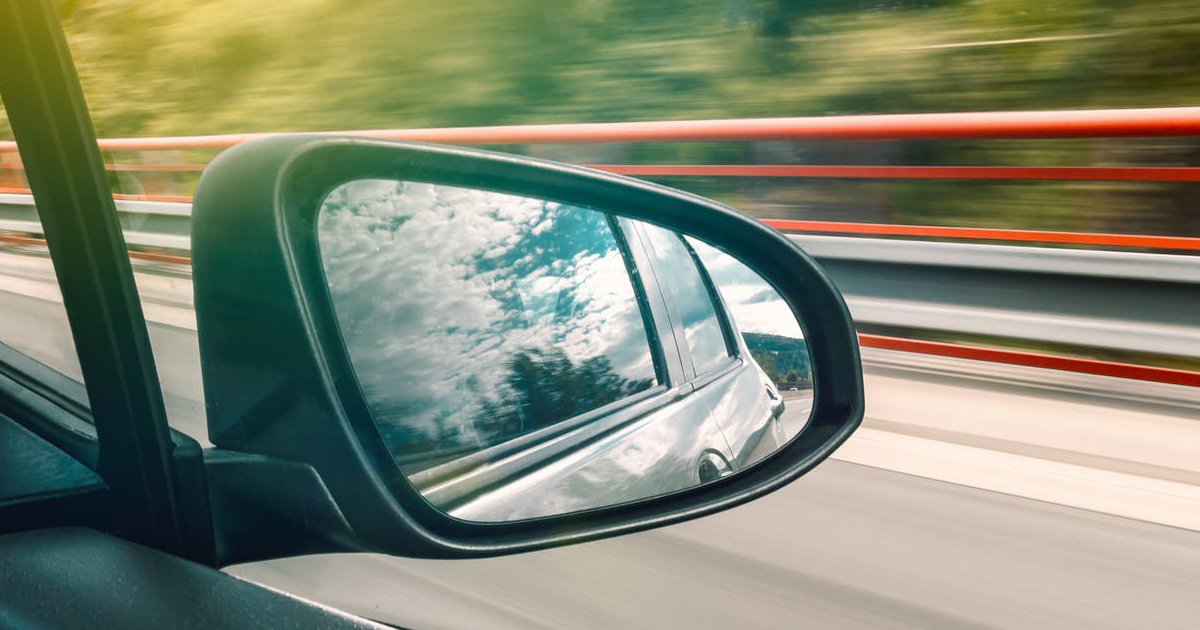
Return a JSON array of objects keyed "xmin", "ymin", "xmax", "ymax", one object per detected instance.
[
  {"xmin": 688, "ymin": 238, "xmax": 805, "ymax": 341},
  {"xmin": 640, "ymin": 224, "xmax": 730, "ymax": 376},
  {"xmin": 318, "ymin": 180, "xmax": 656, "ymax": 462}
]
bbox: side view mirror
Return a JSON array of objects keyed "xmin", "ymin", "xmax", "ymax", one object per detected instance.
[{"xmin": 192, "ymin": 136, "xmax": 862, "ymax": 563}]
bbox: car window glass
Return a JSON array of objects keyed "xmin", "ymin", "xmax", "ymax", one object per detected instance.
[
  {"xmin": 318, "ymin": 179, "xmax": 660, "ymax": 475},
  {"xmin": 639, "ymin": 222, "xmax": 731, "ymax": 377},
  {"xmin": 687, "ymin": 238, "xmax": 806, "ymax": 340},
  {"xmin": 0, "ymin": 104, "xmax": 92, "ymax": 413}
]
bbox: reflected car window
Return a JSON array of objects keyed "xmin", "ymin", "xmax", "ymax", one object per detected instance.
[
  {"xmin": 690, "ymin": 237, "xmax": 813, "ymax": 396},
  {"xmin": 318, "ymin": 180, "xmax": 659, "ymax": 472},
  {"xmin": 639, "ymin": 222, "xmax": 731, "ymax": 377}
]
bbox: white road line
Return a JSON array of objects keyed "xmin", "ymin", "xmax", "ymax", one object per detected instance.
[{"xmin": 834, "ymin": 427, "xmax": 1200, "ymax": 531}]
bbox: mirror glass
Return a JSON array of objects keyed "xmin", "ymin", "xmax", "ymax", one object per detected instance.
[{"xmin": 317, "ymin": 179, "xmax": 812, "ymax": 522}]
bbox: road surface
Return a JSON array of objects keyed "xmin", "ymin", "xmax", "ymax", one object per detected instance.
[{"xmin": 233, "ymin": 458, "xmax": 1200, "ymax": 630}]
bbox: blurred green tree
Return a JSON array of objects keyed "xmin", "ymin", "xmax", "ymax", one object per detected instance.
[{"xmin": 5, "ymin": 0, "xmax": 1193, "ymax": 234}]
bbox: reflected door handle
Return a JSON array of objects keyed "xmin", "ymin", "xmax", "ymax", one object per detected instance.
[
  {"xmin": 698, "ymin": 451, "xmax": 734, "ymax": 484},
  {"xmin": 766, "ymin": 386, "xmax": 786, "ymax": 419}
]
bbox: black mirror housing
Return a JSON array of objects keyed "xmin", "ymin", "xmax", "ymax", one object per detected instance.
[{"xmin": 192, "ymin": 135, "xmax": 863, "ymax": 562}]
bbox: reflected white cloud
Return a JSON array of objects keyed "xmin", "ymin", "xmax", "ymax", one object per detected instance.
[
  {"xmin": 688, "ymin": 238, "xmax": 804, "ymax": 340},
  {"xmin": 319, "ymin": 180, "xmax": 657, "ymax": 466}
]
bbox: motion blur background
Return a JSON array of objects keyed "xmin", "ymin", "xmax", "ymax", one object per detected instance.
[
  {"xmin": 2, "ymin": 0, "xmax": 1197, "ymax": 368},
  {"xmin": 5, "ymin": 0, "xmax": 1200, "ymax": 240},
  {"xmin": 3, "ymin": 1, "xmax": 1200, "ymax": 628}
]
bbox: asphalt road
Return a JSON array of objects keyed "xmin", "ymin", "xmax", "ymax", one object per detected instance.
[
  {"xmin": 0, "ymin": 250, "xmax": 208, "ymax": 439},
  {"xmin": 4, "ymin": 254, "xmax": 1200, "ymax": 629},
  {"xmin": 232, "ymin": 459, "xmax": 1200, "ymax": 630}
]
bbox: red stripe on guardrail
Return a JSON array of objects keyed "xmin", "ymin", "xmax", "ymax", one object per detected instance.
[
  {"xmin": 764, "ymin": 219, "xmax": 1200, "ymax": 251},
  {"xmin": 0, "ymin": 187, "xmax": 195, "ymax": 203},
  {"xmin": 126, "ymin": 251, "xmax": 192, "ymax": 265},
  {"xmin": 591, "ymin": 164, "xmax": 1200, "ymax": 182},
  {"xmin": 858, "ymin": 334, "xmax": 1200, "ymax": 388},
  {"xmin": 2, "ymin": 163, "xmax": 206, "ymax": 172},
  {"xmin": 4, "ymin": 106, "xmax": 1200, "ymax": 151},
  {"xmin": 0, "ymin": 233, "xmax": 47, "ymax": 247},
  {"xmin": 0, "ymin": 232, "xmax": 191, "ymax": 265},
  {"xmin": 14, "ymin": 161, "xmax": 1200, "ymax": 182},
  {"xmin": 110, "ymin": 192, "xmax": 196, "ymax": 203},
  {"xmin": 106, "ymin": 164, "xmax": 207, "ymax": 172}
]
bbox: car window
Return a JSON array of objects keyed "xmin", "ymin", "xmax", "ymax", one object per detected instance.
[
  {"xmin": 0, "ymin": 104, "xmax": 92, "ymax": 413},
  {"xmin": 688, "ymin": 237, "xmax": 810, "ymax": 385},
  {"xmin": 318, "ymin": 179, "xmax": 660, "ymax": 473},
  {"xmin": 638, "ymin": 222, "xmax": 732, "ymax": 378},
  {"xmin": 687, "ymin": 238, "xmax": 805, "ymax": 339}
]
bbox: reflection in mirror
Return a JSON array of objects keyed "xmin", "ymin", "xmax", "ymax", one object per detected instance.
[
  {"xmin": 688, "ymin": 238, "xmax": 812, "ymax": 456},
  {"xmin": 318, "ymin": 180, "xmax": 812, "ymax": 522}
]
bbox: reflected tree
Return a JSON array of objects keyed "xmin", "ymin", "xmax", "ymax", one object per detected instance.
[
  {"xmin": 477, "ymin": 346, "xmax": 654, "ymax": 441},
  {"xmin": 746, "ymin": 332, "xmax": 810, "ymax": 386}
]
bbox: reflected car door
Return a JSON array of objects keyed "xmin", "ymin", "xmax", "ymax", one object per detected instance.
[{"xmin": 630, "ymin": 221, "xmax": 788, "ymax": 472}]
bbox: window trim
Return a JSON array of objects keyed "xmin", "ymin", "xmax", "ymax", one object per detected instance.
[
  {"xmin": 681, "ymin": 237, "xmax": 740, "ymax": 362},
  {"xmin": 607, "ymin": 213, "xmax": 673, "ymax": 389},
  {"xmin": 408, "ymin": 382, "xmax": 686, "ymax": 512},
  {"xmin": 0, "ymin": 341, "xmax": 97, "ymax": 469},
  {"xmin": 615, "ymin": 216, "xmax": 688, "ymax": 387}
]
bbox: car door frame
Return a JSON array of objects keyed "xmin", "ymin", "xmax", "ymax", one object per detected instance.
[{"xmin": 0, "ymin": 0, "xmax": 211, "ymax": 561}]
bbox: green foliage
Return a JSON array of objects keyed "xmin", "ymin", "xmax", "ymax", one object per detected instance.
[
  {"xmin": 478, "ymin": 346, "xmax": 653, "ymax": 440},
  {"xmin": 752, "ymin": 352, "xmax": 778, "ymax": 382},
  {"xmin": 36, "ymin": 0, "xmax": 1200, "ymax": 133},
  {"xmin": 5, "ymin": 0, "xmax": 1199, "ymax": 231},
  {"xmin": 746, "ymin": 333, "xmax": 810, "ymax": 385}
]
